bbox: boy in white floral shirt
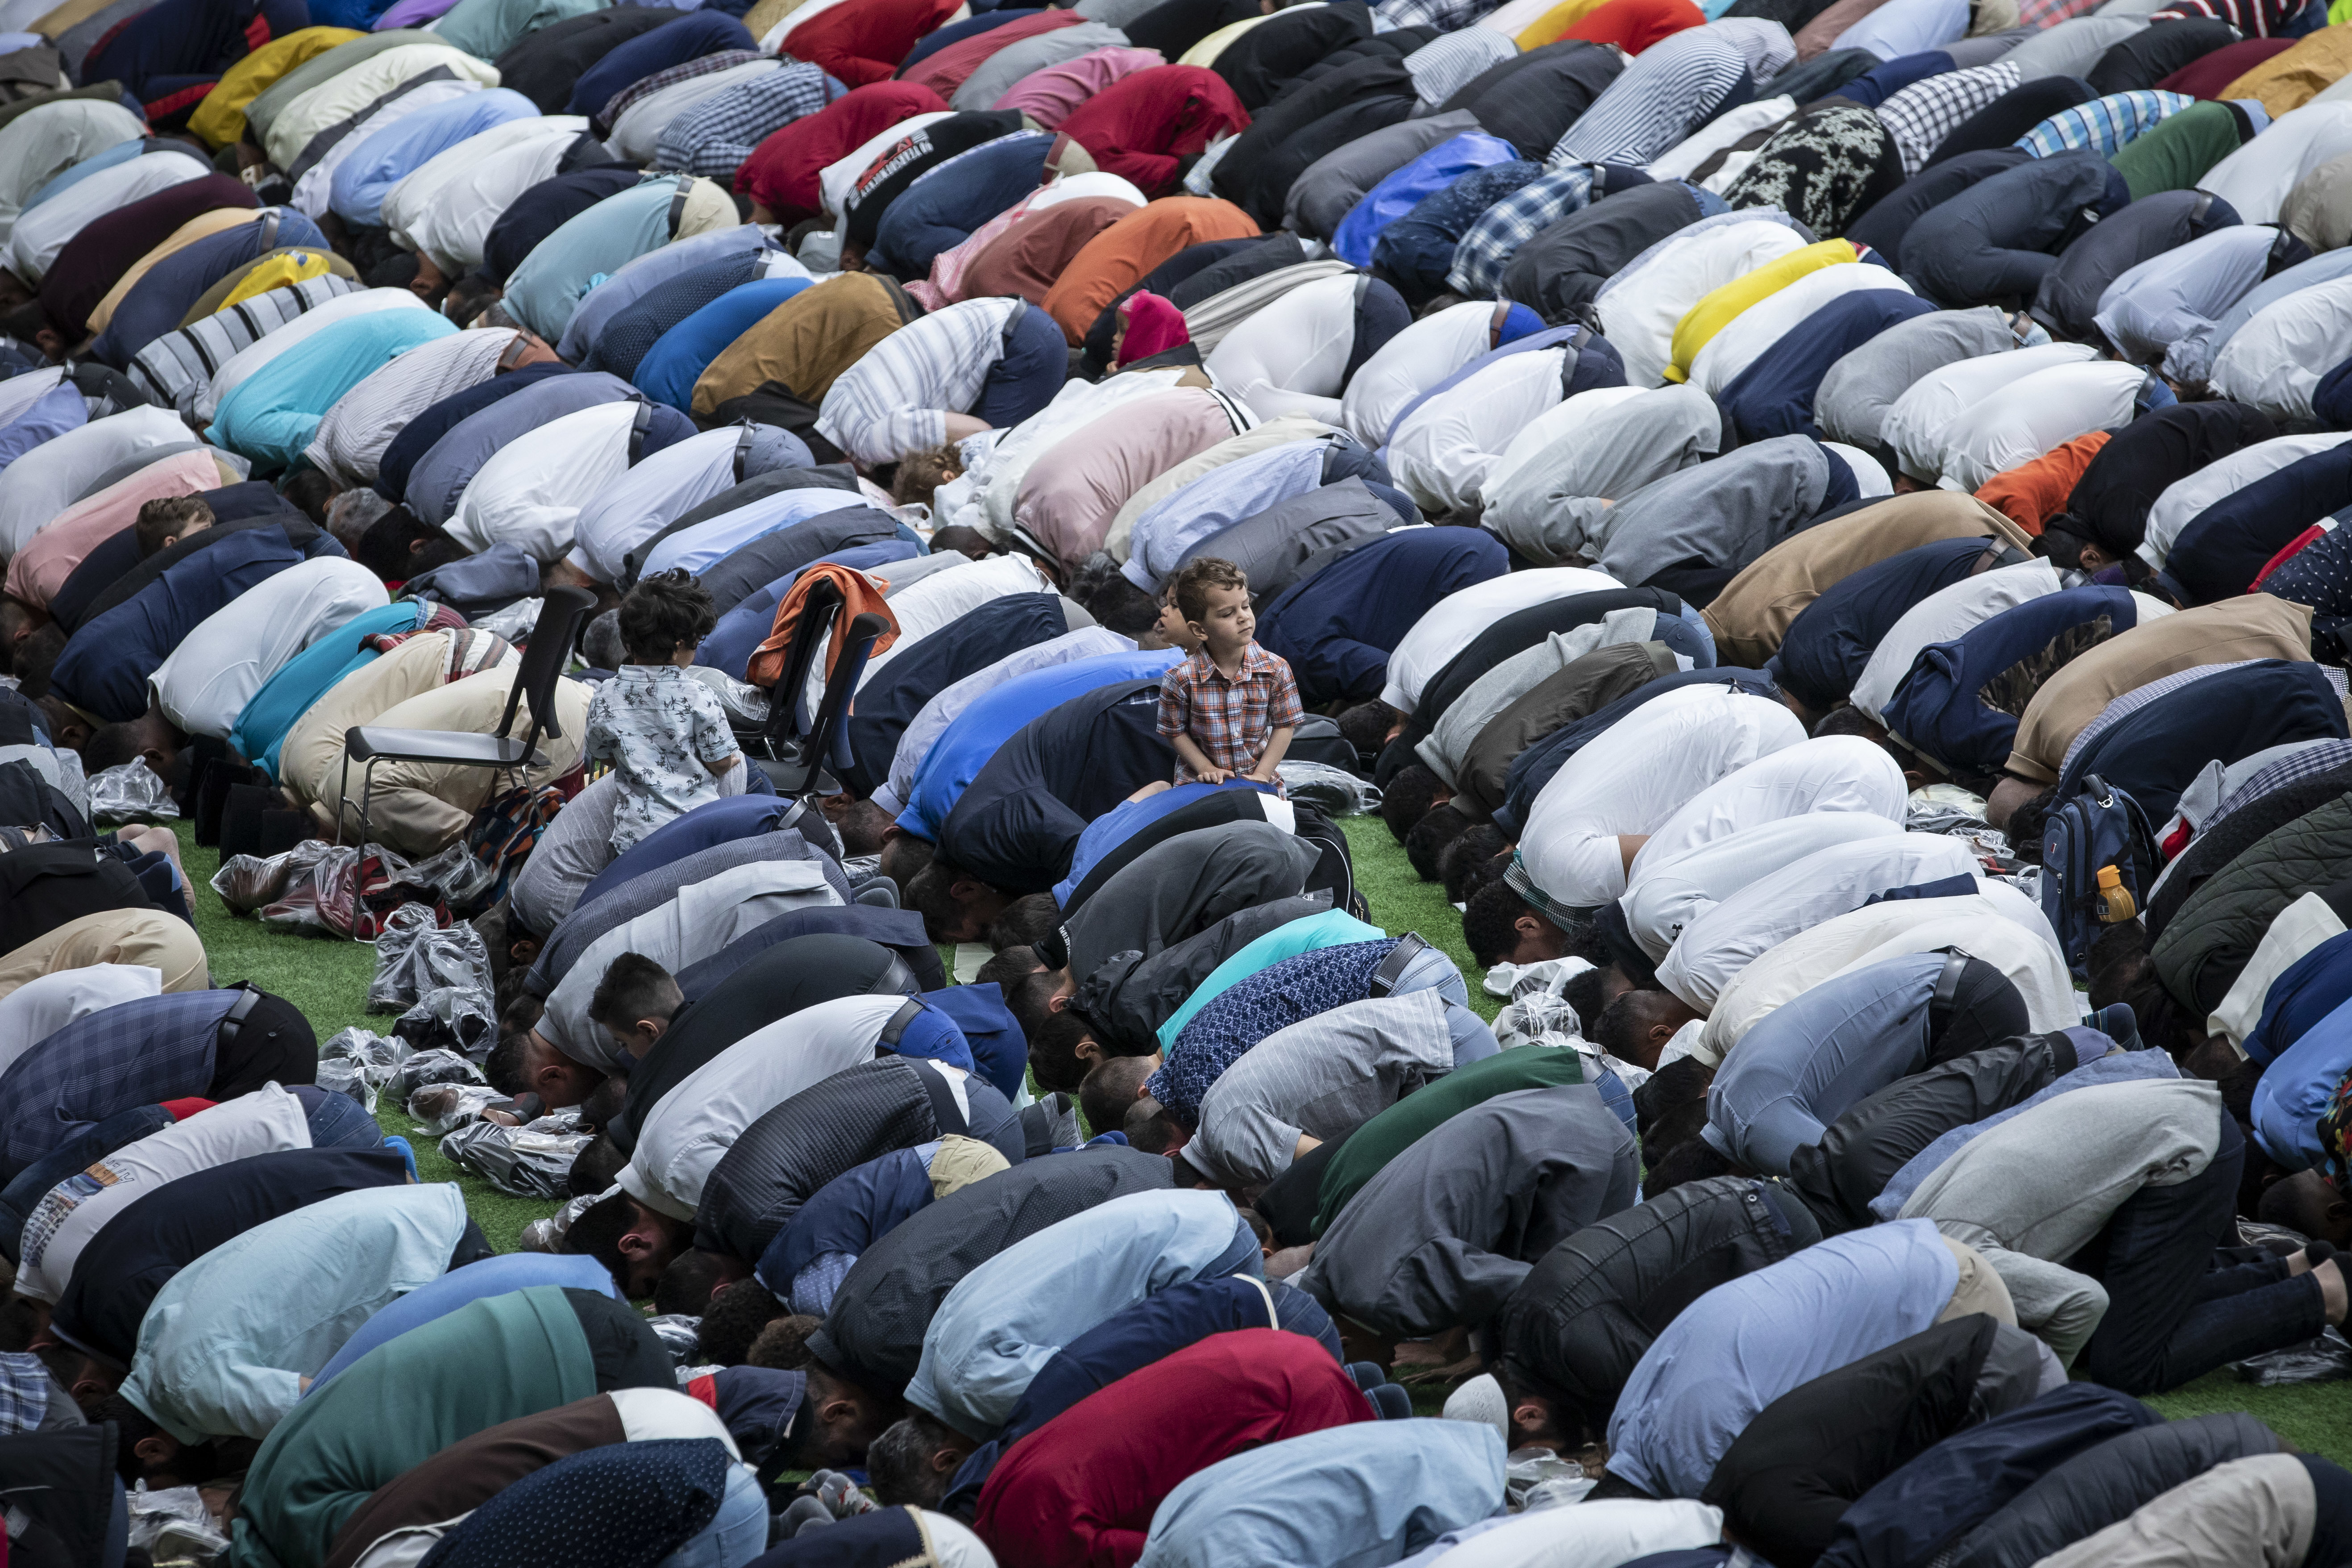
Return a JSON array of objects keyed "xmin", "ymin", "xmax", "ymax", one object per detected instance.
[{"xmin": 584, "ymin": 569, "xmax": 742, "ymax": 852}]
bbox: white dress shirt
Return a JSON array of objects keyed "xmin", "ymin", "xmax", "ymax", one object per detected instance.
[
  {"xmin": 1519, "ymin": 684, "xmax": 1803, "ymax": 912},
  {"xmin": 386, "ymin": 117, "xmax": 592, "ymax": 275},
  {"xmin": 1386, "ymin": 348, "xmax": 1571, "ymax": 516},
  {"xmin": 1627, "ymin": 734, "xmax": 1907, "ymax": 889},
  {"xmin": 1378, "ymin": 566, "xmax": 1622, "ymax": 713},
  {"xmin": 1341, "ymin": 299, "xmax": 1495, "ymax": 446},
  {"xmin": 1621, "ymin": 813, "xmax": 1902, "ymax": 964},
  {"xmin": 3, "ymin": 149, "xmax": 208, "ymax": 283},
  {"xmin": 1596, "ymin": 218, "xmax": 1810, "ymax": 389},
  {"xmin": 2199, "ymin": 100, "xmax": 2352, "ymax": 226},
  {"xmin": 568, "ymin": 427, "xmax": 765, "ymax": 583},
  {"xmin": 1656, "ymin": 832, "xmax": 1983, "ymax": 1013},
  {"xmin": 150, "ymin": 556, "xmax": 390, "ymax": 740},
  {"xmin": 2210, "ymin": 274, "xmax": 2352, "ymax": 424},
  {"xmin": 447, "ymin": 399, "xmax": 642, "ymax": 562},
  {"xmin": 1851, "ymin": 557, "xmax": 2061, "ymax": 722},
  {"xmin": 1879, "ymin": 342, "xmax": 2098, "ymax": 484},
  {"xmin": 619, "ymin": 994, "xmax": 908, "ymax": 1220},
  {"xmin": 1933, "ymin": 361, "xmax": 2145, "ymax": 494},
  {"xmin": 1206, "ymin": 272, "xmax": 1361, "ymax": 426},
  {"xmin": 1694, "ymin": 887, "xmax": 2071, "ymax": 1065}
]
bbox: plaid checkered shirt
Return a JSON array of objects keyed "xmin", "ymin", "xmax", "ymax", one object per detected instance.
[
  {"xmin": 1450, "ymin": 162, "xmax": 1599, "ymax": 297},
  {"xmin": 1157, "ymin": 642, "xmax": 1305, "ymax": 782},
  {"xmin": 653, "ymin": 62, "xmax": 834, "ymax": 179},
  {"xmin": 2016, "ymin": 90, "xmax": 2196, "ymax": 159}
]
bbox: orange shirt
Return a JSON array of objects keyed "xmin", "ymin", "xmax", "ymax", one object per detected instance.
[{"xmin": 1974, "ymin": 430, "xmax": 2111, "ymax": 536}]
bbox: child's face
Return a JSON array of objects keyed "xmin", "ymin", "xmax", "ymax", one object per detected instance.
[
  {"xmin": 1156, "ymin": 594, "xmax": 1202, "ymax": 653},
  {"xmin": 1186, "ymin": 582, "xmax": 1254, "ymax": 654}
]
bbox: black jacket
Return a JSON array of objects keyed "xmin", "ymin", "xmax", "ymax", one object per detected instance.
[
  {"xmin": 1787, "ymin": 1032, "xmax": 2082, "ymax": 1233},
  {"xmin": 1485, "ymin": 1174, "xmax": 1822, "ymax": 1439},
  {"xmin": 1071, "ymin": 894, "xmax": 1333, "ymax": 1054},
  {"xmin": 1704, "ymin": 1314, "xmax": 2044, "ymax": 1568},
  {"xmin": 1501, "ymin": 179, "xmax": 1704, "ymax": 321},
  {"xmin": 1945, "ymin": 1410, "xmax": 2280, "ymax": 1568},
  {"xmin": 694, "ymin": 1058, "xmax": 1022, "ymax": 1262},
  {"xmin": 806, "ymin": 1146, "xmax": 1173, "ymax": 1399}
]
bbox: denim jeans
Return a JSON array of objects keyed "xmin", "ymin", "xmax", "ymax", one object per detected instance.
[{"xmin": 655, "ymin": 1464, "xmax": 769, "ymax": 1568}]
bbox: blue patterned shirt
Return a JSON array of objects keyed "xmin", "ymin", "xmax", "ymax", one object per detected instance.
[
  {"xmin": 1449, "ymin": 163, "xmax": 1600, "ymax": 298},
  {"xmin": 2015, "ymin": 91, "xmax": 2194, "ymax": 159},
  {"xmin": 1147, "ymin": 940, "xmax": 1397, "ymax": 1126}
]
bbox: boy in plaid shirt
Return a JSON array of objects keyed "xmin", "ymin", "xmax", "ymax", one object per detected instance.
[{"xmin": 1156, "ymin": 557, "xmax": 1302, "ymax": 789}]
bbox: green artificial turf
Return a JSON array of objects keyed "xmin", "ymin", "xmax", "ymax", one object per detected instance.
[{"xmin": 176, "ymin": 814, "xmax": 2352, "ymax": 1460}]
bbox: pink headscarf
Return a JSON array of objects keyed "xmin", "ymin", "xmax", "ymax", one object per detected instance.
[{"xmin": 1115, "ymin": 291, "xmax": 1190, "ymax": 368}]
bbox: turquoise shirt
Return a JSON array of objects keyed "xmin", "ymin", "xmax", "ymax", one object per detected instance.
[
  {"xmin": 230, "ymin": 600, "xmax": 428, "ymax": 778},
  {"xmin": 502, "ymin": 175, "xmax": 685, "ymax": 345},
  {"xmin": 1155, "ymin": 907, "xmax": 1388, "ymax": 1049},
  {"xmin": 208, "ymin": 310, "xmax": 455, "ymax": 471}
]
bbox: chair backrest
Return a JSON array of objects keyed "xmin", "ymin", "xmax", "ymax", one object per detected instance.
[
  {"xmin": 765, "ymin": 577, "xmax": 844, "ymax": 739},
  {"xmin": 817, "ymin": 612, "xmax": 889, "ymax": 775},
  {"xmin": 496, "ymin": 586, "xmax": 598, "ymax": 744}
]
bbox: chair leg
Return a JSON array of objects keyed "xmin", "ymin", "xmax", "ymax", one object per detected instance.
[
  {"xmin": 335, "ymin": 750, "xmax": 353, "ymax": 848},
  {"xmin": 353, "ymin": 761, "xmax": 375, "ymax": 943}
]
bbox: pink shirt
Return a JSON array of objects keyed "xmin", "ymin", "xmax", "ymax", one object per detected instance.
[
  {"xmin": 991, "ymin": 45, "xmax": 1167, "ymax": 131},
  {"xmin": 1013, "ymin": 388, "xmax": 1237, "ymax": 565},
  {"xmin": 3, "ymin": 448, "xmax": 231, "ymax": 609}
]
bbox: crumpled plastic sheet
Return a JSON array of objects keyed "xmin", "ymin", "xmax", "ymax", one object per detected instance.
[
  {"xmin": 127, "ymin": 1483, "xmax": 227, "ymax": 1566},
  {"xmin": 316, "ymin": 1027, "xmax": 411, "ymax": 1114},
  {"xmin": 2233, "ymin": 1325, "xmax": 2352, "ymax": 1385},
  {"xmin": 1277, "ymin": 759, "xmax": 1381, "ymax": 818},
  {"xmin": 212, "ymin": 840, "xmax": 347, "ymax": 927},
  {"xmin": 473, "ymin": 596, "xmax": 542, "ymax": 642},
  {"xmin": 390, "ymin": 1046, "xmax": 483, "ymax": 1102},
  {"xmin": 686, "ymin": 664, "xmax": 770, "ymax": 726},
  {"xmin": 394, "ymin": 985, "xmax": 496, "ymax": 1060},
  {"xmin": 369, "ymin": 903, "xmax": 492, "ymax": 1014},
  {"xmin": 88, "ymin": 760, "xmax": 178, "ymax": 825},
  {"xmin": 406, "ymin": 1080, "xmax": 504, "ymax": 1136},
  {"xmin": 647, "ymin": 1314, "xmax": 703, "ymax": 1366},
  {"xmin": 520, "ymin": 1190, "xmax": 603, "ymax": 1253},
  {"xmin": 1506, "ymin": 1449, "xmax": 1595, "ymax": 1513},
  {"xmin": 442, "ymin": 1111, "xmax": 592, "ymax": 1199}
]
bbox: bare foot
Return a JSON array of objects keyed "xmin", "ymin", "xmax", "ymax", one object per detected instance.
[{"xmin": 2315, "ymin": 1257, "xmax": 2347, "ymax": 1325}]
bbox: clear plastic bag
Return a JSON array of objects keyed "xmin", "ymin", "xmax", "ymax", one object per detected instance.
[
  {"xmin": 88, "ymin": 760, "xmax": 178, "ymax": 825},
  {"xmin": 399, "ymin": 841, "xmax": 498, "ymax": 914},
  {"xmin": 394, "ymin": 985, "xmax": 497, "ymax": 1060},
  {"xmin": 406, "ymin": 1080, "xmax": 504, "ymax": 1136},
  {"xmin": 369, "ymin": 903, "xmax": 491, "ymax": 1014},
  {"xmin": 2231, "ymin": 1325, "xmax": 2352, "ymax": 1385},
  {"xmin": 647, "ymin": 1313, "xmax": 704, "ymax": 1366},
  {"xmin": 442, "ymin": 1111, "xmax": 591, "ymax": 1199},
  {"xmin": 472, "ymin": 596, "xmax": 542, "ymax": 642},
  {"xmin": 520, "ymin": 1189, "xmax": 605, "ymax": 1252},
  {"xmin": 128, "ymin": 1484, "xmax": 228, "ymax": 1565},
  {"xmin": 316, "ymin": 1027, "xmax": 413, "ymax": 1115},
  {"xmin": 212, "ymin": 840, "xmax": 340, "ymax": 917},
  {"xmin": 388, "ymin": 1047, "xmax": 484, "ymax": 1102},
  {"xmin": 1276, "ymin": 760, "xmax": 1381, "ymax": 818}
]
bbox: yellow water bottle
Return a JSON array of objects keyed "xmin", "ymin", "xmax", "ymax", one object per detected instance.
[{"xmin": 2097, "ymin": 864, "xmax": 2136, "ymax": 923}]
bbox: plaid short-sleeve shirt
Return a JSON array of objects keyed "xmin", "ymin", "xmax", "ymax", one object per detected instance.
[{"xmin": 1157, "ymin": 642, "xmax": 1304, "ymax": 782}]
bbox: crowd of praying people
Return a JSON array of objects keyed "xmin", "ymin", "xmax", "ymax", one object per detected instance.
[{"xmin": 23, "ymin": 0, "xmax": 2352, "ymax": 1558}]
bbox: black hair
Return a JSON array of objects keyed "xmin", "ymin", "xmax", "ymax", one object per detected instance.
[
  {"xmin": 985, "ymin": 892, "xmax": 1061, "ymax": 952},
  {"xmin": 281, "ymin": 468, "xmax": 337, "ymax": 527},
  {"xmin": 748, "ymin": 1313, "xmax": 823, "ymax": 1370},
  {"xmin": 82, "ymin": 722, "xmax": 153, "ymax": 774},
  {"xmin": 1405, "ymin": 802, "xmax": 1472, "ymax": 882},
  {"xmin": 1028, "ymin": 1006, "xmax": 1100, "ymax": 1094},
  {"xmin": 1632, "ymin": 1056, "xmax": 1715, "ymax": 1165},
  {"xmin": 568, "ymin": 1133, "xmax": 627, "ymax": 1198},
  {"xmin": 1809, "ymin": 704, "xmax": 1886, "ymax": 742},
  {"xmin": 1079, "ymin": 1055, "xmax": 1156, "ymax": 1138},
  {"xmin": 974, "ymin": 944, "xmax": 1044, "ymax": 992},
  {"xmin": 1593, "ymin": 989, "xmax": 1674, "ymax": 1071},
  {"xmin": 0, "ymin": 299, "xmax": 52, "ymax": 353},
  {"xmin": 13, "ymin": 620, "xmax": 62, "ymax": 699},
  {"xmin": 1461, "ymin": 880, "xmax": 1538, "ymax": 969},
  {"xmin": 444, "ymin": 271, "xmax": 503, "ymax": 328},
  {"xmin": 692, "ymin": 1277, "xmax": 787, "ymax": 1362},
  {"xmin": 1068, "ymin": 551, "xmax": 1163, "ymax": 637},
  {"xmin": 2086, "ymin": 919, "xmax": 2195, "ymax": 1059},
  {"xmin": 577, "ymin": 1074, "xmax": 627, "ymax": 1134},
  {"xmin": 617, "ymin": 568, "xmax": 719, "ymax": 664},
  {"xmin": 587, "ymin": 952, "xmax": 682, "ymax": 1031},
  {"xmin": 1562, "ymin": 966, "xmax": 1611, "ymax": 1037},
  {"xmin": 485, "ymin": 1031, "xmax": 531, "ymax": 1096},
  {"xmin": 581, "ymin": 608, "xmax": 625, "ymax": 673},
  {"xmin": 904, "ymin": 859, "xmax": 976, "ymax": 945},
  {"xmin": 354, "ymin": 505, "xmax": 467, "ymax": 580},
  {"xmin": 1645, "ymin": 1136, "xmax": 1736, "ymax": 1195},
  {"xmin": 1380, "ymin": 763, "xmax": 1448, "ymax": 842},
  {"xmin": 998, "ymin": 962, "xmax": 1064, "ymax": 1045},
  {"xmin": 831, "ymin": 797, "xmax": 896, "ymax": 857},
  {"xmin": 2003, "ymin": 786, "xmax": 2059, "ymax": 865},
  {"xmin": 1439, "ymin": 822, "xmax": 1507, "ymax": 905},
  {"xmin": 878, "ymin": 830, "xmax": 935, "ymax": 890},
  {"xmin": 929, "ymin": 524, "xmax": 994, "ymax": 559},
  {"xmin": 1336, "ymin": 702, "xmax": 1391, "ymax": 761},
  {"xmin": 1124, "ymin": 1097, "xmax": 1186, "ymax": 1154},
  {"xmin": 561, "ymin": 1191, "xmax": 638, "ymax": 1295}
]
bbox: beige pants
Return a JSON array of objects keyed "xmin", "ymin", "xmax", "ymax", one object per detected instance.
[
  {"xmin": 1938, "ymin": 1235, "xmax": 2020, "ymax": 1327},
  {"xmin": 0, "ymin": 910, "xmax": 208, "ymax": 999}
]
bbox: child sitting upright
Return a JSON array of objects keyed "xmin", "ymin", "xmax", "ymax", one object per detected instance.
[
  {"xmin": 1155, "ymin": 557, "xmax": 1301, "ymax": 790},
  {"xmin": 584, "ymin": 569, "xmax": 742, "ymax": 852}
]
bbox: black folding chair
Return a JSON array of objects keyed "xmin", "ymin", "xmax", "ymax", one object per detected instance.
[
  {"xmin": 334, "ymin": 586, "xmax": 597, "ymax": 855},
  {"xmin": 755, "ymin": 611, "xmax": 887, "ymax": 799}
]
